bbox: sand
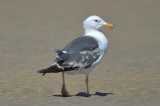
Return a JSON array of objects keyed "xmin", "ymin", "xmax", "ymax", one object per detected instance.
[{"xmin": 0, "ymin": 0, "xmax": 160, "ymax": 105}]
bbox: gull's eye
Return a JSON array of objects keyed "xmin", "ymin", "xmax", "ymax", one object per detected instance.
[{"xmin": 95, "ymin": 20, "xmax": 99, "ymax": 22}]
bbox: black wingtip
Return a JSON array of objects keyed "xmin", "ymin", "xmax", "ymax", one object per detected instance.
[
  {"xmin": 37, "ymin": 69, "xmax": 46, "ymax": 76},
  {"xmin": 42, "ymin": 73, "xmax": 46, "ymax": 76}
]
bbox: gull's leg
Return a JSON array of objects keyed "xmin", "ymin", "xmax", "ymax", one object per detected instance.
[
  {"xmin": 61, "ymin": 71, "xmax": 69, "ymax": 97},
  {"xmin": 86, "ymin": 75, "xmax": 91, "ymax": 97}
]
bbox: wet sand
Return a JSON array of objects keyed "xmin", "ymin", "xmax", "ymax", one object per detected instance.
[{"xmin": 0, "ymin": 0, "xmax": 160, "ymax": 105}]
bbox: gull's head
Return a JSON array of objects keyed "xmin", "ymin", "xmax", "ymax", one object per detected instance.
[{"xmin": 83, "ymin": 15, "xmax": 114, "ymax": 33}]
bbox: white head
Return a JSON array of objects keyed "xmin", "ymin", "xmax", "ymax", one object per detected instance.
[{"xmin": 83, "ymin": 15, "xmax": 113, "ymax": 33}]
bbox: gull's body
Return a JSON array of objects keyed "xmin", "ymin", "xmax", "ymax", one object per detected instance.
[
  {"xmin": 66, "ymin": 30, "xmax": 108, "ymax": 75},
  {"xmin": 38, "ymin": 15, "xmax": 113, "ymax": 97}
]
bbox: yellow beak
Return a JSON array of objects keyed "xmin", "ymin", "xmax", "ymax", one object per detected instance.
[{"xmin": 104, "ymin": 23, "xmax": 114, "ymax": 29}]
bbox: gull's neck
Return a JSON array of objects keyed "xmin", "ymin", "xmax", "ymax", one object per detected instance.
[
  {"xmin": 84, "ymin": 28, "xmax": 103, "ymax": 36},
  {"xmin": 83, "ymin": 26, "xmax": 100, "ymax": 34}
]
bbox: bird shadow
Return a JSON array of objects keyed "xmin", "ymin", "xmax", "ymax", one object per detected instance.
[
  {"xmin": 52, "ymin": 94, "xmax": 73, "ymax": 97},
  {"xmin": 75, "ymin": 92, "xmax": 114, "ymax": 97},
  {"xmin": 52, "ymin": 92, "xmax": 114, "ymax": 97}
]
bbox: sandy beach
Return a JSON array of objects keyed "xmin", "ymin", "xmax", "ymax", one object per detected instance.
[{"xmin": 0, "ymin": 0, "xmax": 160, "ymax": 105}]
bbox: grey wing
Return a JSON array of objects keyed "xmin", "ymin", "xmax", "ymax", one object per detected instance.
[
  {"xmin": 55, "ymin": 36, "xmax": 102, "ymax": 69},
  {"xmin": 63, "ymin": 48, "xmax": 102, "ymax": 69}
]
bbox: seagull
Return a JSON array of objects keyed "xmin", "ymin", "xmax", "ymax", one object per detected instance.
[{"xmin": 37, "ymin": 15, "xmax": 114, "ymax": 97}]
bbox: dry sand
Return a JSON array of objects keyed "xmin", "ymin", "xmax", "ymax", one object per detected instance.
[{"xmin": 0, "ymin": 0, "xmax": 160, "ymax": 105}]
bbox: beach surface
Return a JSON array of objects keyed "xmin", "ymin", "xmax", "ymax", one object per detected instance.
[{"xmin": 0, "ymin": 0, "xmax": 160, "ymax": 105}]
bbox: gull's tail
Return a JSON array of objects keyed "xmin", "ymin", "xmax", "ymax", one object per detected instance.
[
  {"xmin": 37, "ymin": 65, "xmax": 63, "ymax": 76},
  {"xmin": 37, "ymin": 64, "xmax": 78, "ymax": 76}
]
